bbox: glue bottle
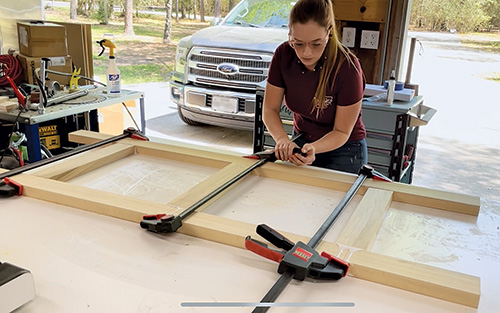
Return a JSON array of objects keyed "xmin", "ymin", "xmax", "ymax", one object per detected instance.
[
  {"xmin": 386, "ymin": 70, "xmax": 396, "ymax": 106},
  {"xmin": 97, "ymin": 39, "xmax": 120, "ymax": 95}
]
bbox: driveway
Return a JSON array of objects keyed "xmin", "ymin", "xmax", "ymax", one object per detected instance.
[
  {"xmin": 129, "ymin": 31, "xmax": 500, "ymax": 206},
  {"xmin": 406, "ymin": 31, "xmax": 500, "ymax": 206}
]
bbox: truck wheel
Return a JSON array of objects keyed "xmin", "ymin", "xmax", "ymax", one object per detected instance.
[{"xmin": 177, "ymin": 106, "xmax": 204, "ymax": 126}]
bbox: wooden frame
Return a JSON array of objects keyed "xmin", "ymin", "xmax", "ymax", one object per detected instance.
[{"xmin": 8, "ymin": 131, "xmax": 481, "ymax": 308}]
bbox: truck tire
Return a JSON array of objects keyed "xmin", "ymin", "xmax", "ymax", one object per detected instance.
[{"xmin": 177, "ymin": 106, "xmax": 205, "ymax": 126}]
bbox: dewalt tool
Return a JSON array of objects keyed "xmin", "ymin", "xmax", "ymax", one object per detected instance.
[
  {"xmin": 0, "ymin": 128, "xmax": 148, "ymax": 197},
  {"xmin": 140, "ymin": 136, "xmax": 305, "ymax": 233},
  {"xmin": 249, "ymin": 165, "xmax": 391, "ymax": 313}
]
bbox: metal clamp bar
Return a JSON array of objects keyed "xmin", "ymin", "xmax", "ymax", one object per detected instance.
[{"xmin": 252, "ymin": 165, "xmax": 374, "ymax": 312}]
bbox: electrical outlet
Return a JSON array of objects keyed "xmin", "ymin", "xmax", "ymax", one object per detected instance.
[
  {"xmin": 360, "ymin": 30, "xmax": 379, "ymax": 49},
  {"xmin": 342, "ymin": 27, "xmax": 356, "ymax": 48}
]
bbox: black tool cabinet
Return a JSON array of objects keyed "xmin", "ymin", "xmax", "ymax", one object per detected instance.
[{"xmin": 253, "ymin": 89, "xmax": 435, "ymax": 184}]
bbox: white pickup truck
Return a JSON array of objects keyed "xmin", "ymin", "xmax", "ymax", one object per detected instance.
[{"xmin": 169, "ymin": 0, "xmax": 293, "ymax": 130}]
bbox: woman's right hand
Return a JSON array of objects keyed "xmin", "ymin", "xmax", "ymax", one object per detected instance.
[{"xmin": 274, "ymin": 137, "xmax": 299, "ymax": 161}]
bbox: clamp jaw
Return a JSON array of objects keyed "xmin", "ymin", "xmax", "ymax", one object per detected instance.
[
  {"xmin": 140, "ymin": 214, "xmax": 182, "ymax": 233},
  {"xmin": 123, "ymin": 127, "xmax": 149, "ymax": 141},
  {"xmin": 245, "ymin": 224, "xmax": 349, "ymax": 281},
  {"xmin": 0, "ymin": 178, "xmax": 23, "ymax": 197}
]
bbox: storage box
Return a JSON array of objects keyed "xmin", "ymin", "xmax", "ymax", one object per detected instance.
[
  {"xmin": 51, "ymin": 21, "xmax": 94, "ymax": 85},
  {"xmin": 17, "ymin": 21, "xmax": 68, "ymax": 57},
  {"xmin": 98, "ymin": 100, "xmax": 137, "ymax": 135},
  {"xmin": 16, "ymin": 53, "xmax": 73, "ymax": 86}
]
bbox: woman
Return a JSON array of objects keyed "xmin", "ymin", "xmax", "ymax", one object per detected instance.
[{"xmin": 263, "ymin": 0, "xmax": 367, "ymax": 174}]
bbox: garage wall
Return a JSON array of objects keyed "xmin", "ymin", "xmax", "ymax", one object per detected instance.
[{"xmin": 0, "ymin": 0, "xmax": 43, "ymax": 53}]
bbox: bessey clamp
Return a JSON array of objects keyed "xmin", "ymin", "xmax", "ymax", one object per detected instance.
[
  {"xmin": 123, "ymin": 127, "xmax": 149, "ymax": 141},
  {"xmin": 246, "ymin": 224, "xmax": 349, "ymax": 281},
  {"xmin": 0, "ymin": 178, "xmax": 23, "ymax": 197},
  {"xmin": 140, "ymin": 213, "xmax": 182, "ymax": 233}
]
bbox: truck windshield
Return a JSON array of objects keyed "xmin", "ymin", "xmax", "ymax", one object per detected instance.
[{"xmin": 223, "ymin": 0, "xmax": 295, "ymax": 28}]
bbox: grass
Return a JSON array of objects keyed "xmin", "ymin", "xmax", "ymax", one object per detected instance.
[
  {"xmin": 45, "ymin": 7, "xmax": 209, "ymax": 85},
  {"xmin": 93, "ymin": 63, "xmax": 173, "ymax": 84},
  {"xmin": 460, "ymin": 39, "xmax": 500, "ymax": 53},
  {"xmin": 459, "ymin": 32, "xmax": 500, "ymax": 82}
]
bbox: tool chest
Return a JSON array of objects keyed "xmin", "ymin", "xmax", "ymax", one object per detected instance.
[{"xmin": 253, "ymin": 89, "xmax": 435, "ymax": 183}]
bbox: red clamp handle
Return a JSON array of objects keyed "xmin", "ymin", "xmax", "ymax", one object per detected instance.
[
  {"xmin": 6, "ymin": 76, "xmax": 26, "ymax": 108},
  {"xmin": 245, "ymin": 236, "xmax": 284, "ymax": 263}
]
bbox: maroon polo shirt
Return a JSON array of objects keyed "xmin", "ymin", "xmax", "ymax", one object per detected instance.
[{"xmin": 267, "ymin": 42, "xmax": 366, "ymax": 142}]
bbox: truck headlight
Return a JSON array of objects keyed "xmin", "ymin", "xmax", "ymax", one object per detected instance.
[{"xmin": 175, "ymin": 46, "xmax": 188, "ymax": 75}]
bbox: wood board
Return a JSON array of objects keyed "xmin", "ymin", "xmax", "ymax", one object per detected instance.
[{"xmin": 5, "ymin": 130, "xmax": 481, "ymax": 308}]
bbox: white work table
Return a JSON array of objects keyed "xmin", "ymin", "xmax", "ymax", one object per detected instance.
[{"xmin": 1, "ymin": 141, "xmax": 499, "ymax": 313}]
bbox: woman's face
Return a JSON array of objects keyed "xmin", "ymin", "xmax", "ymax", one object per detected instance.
[{"xmin": 289, "ymin": 20, "xmax": 329, "ymax": 70}]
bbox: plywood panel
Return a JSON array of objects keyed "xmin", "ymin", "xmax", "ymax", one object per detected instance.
[
  {"xmin": 337, "ymin": 188, "xmax": 393, "ymax": 249},
  {"xmin": 334, "ymin": 0, "xmax": 389, "ymax": 22},
  {"xmin": 69, "ymin": 154, "xmax": 217, "ymax": 204},
  {"xmin": 32, "ymin": 143, "xmax": 135, "ymax": 181}
]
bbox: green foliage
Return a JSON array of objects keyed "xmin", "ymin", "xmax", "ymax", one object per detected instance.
[{"xmin": 411, "ymin": 0, "xmax": 500, "ymax": 32}]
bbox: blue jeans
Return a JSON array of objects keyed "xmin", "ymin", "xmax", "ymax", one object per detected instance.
[{"xmin": 294, "ymin": 137, "xmax": 368, "ymax": 174}]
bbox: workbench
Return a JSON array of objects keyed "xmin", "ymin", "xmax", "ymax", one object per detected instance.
[
  {"xmin": 0, "ymin": 134, "xmax": 498, "ymax": 313},
  {"xmin": 0, "ymin": 87, "xmax": 145, "ymax": 162}
]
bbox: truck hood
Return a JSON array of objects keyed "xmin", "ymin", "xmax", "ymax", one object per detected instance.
[{"xmin": 185, "ymin": 26, "xmax": 287, "ymax": 53}]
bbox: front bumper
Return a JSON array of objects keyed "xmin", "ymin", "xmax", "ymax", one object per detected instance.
[{"xmin": 170, "ymin": 81, "xmax": 256, "ymax": 131}]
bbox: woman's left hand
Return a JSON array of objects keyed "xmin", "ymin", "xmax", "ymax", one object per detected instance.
[{"xmin": 289, "ymin": 143, "xmax": 315, "ymax": 166}]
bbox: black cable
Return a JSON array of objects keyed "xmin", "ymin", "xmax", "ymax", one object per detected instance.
[
  {"xmin": 0, "ymin": 110, "xmax": 23, "ymax": 168},
  {"xmin": 35, "ymin": 74, "xmax": 48, "ymax": 107},
  {"xmin": 45, "ymin": 69, "xmax": 107, "ymax": 87},
  {"xmin": 40, "ymin": 143, "xmax": 53, "ymax": 158}
]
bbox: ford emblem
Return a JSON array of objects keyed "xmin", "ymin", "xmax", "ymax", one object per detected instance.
[{"xmin": 217, "ymin": 63, "xmax": 238, "ymax": 75}]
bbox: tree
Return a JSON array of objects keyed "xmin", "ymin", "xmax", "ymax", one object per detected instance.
[
  {"xmin": 102, "ymin": 0, "xmax": 109, "ymax": 24},
  {"xmin": 124, "ymin": 0, "xmax": 135, "ymax": 35},
  {"xmin": 164, "ymin": 0, "xmax": 173, "ymax": 43},
  {"xmin": 200, "ymin": 0, "xmax": 205, "ymax": 22},
  {"xmin": 214, "ymin": 0, "xmax": 221, "ymax": 20},
  {"xmin": 410, "ymin": 0, "xmax": 491, "ymax": 32},
  {"xmin": 193, "ymin": 0, "xmax": 197, "ymax": 20},
  {"xmin": 175, "ymin": 0, "xmax": 179, "ymax": 23},
  {"xmin": 70, "ymin": 0, "xmax": 77, "ymax": 20}
]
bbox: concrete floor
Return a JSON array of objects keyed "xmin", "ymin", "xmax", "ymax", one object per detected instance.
[{"xmin": 124, "ymin": 31, "xmax": 500, "ymax": 208}]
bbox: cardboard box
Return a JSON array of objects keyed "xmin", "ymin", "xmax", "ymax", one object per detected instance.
[
  {"xmin": 16, "ymin": 53, "xmax": 73, "ymax": 86},
  {"xmin": 98, "ymin": 100, "xmax": 137, "ymax": 135},
  {"xmin": 17, "ymin": 21, "xmax": 68, "ymax": 57},
  {"xmin": 51, "ymin": 21, "xmax": 94, "ymax": 85}
]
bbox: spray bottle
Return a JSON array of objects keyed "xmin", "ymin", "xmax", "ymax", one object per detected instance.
[
  {"xmin": 386, "ymin": 69, "xmax": 396, "ymax": 106},
  {"xmin": 97, "ymin": 39, "xmax": 120, "ymax": 95}
]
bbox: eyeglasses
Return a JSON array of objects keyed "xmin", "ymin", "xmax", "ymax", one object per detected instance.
[{"xmin": 288, "ymin": 35, "xmax": 329, "ymax": 51}]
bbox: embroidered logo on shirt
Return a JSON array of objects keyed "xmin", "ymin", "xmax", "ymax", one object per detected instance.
[{"xmin": 315, "ymin": 96, "xmax": 333, "ymax": 109}]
